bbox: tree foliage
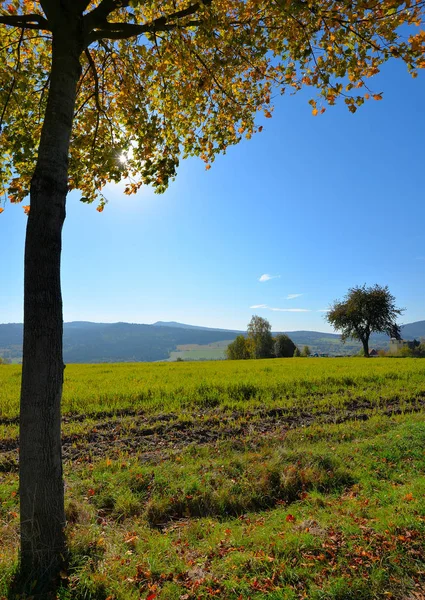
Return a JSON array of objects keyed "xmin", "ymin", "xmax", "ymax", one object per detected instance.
[
  {"xmin": 326, "ymin": 284, "xmax": 404, "ymax": 357},
  {"xmin": 226, "ymin": 334, "xmax": 250, "ymax": 360},
  {"xmin": 274, "ymin": 333, "xmax": 296, "ymax": 358},
  {"xmin": 247, "ymin": 314, "xmax": 274, "ymax": 358},
  {"xmin": 1, "ymin": 0, "xmax": 425, "ymax": 209}
]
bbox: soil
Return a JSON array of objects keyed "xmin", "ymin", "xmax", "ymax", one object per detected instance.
[{"xmin": 1, "ymin": 395, "xmax": 425, "ymax": 472}]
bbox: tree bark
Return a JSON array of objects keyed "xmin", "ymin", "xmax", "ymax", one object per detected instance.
[
  {"xmin": 19, "ymin": 29, "xmax": 81, "ymax": 593},
  {"xmin": 362, "ymin": 338, "xmax": 370, "ymax": 358}
]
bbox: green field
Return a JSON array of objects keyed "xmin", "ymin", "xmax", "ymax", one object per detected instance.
[
  {"xmin": 1, "ymin": 358, "xmax": 425, "ymax": 599},
  {"xmin": 168, "ymin": 341, "xmax": 231, "ymax": 361}
]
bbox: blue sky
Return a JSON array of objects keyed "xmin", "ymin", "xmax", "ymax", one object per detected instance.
[{"xmin": 1, "ymin": 59, "xmax": 424, "ymax": 333}]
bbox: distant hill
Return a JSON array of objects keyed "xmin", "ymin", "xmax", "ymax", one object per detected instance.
[
  {"xmin": 0, "ymin": 320, "xmax": 424, "ymax": 363},
  {"xmin": 153, "ymin": 321, "xmax": 242, "ymax": 333}
]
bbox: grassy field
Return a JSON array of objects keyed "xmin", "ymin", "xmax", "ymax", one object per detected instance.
[
  {"xmin": 168, "ymin": 341, "xmax": 231, "ymax": 361},
  {"xmin": 1, "ymin": 358, "xmax": 425, "ymax": 599}
]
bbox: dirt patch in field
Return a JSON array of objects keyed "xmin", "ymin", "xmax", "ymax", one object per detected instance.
[{"xmin": 1, "ymin": 396, "xmax": 425, "ymax": 470}]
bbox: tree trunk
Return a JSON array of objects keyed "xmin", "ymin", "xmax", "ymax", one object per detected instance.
[
  {"xmin": 362, "ymin": 338, "xmax": 370, "ymax": 358},
  {"xmin": 19, "ymin": 31, "xmax": 81, "ymax": 593}
]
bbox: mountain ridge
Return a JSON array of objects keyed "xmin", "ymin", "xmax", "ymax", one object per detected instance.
[{"xmin": 0, "ymin": 320, "xmax": 424, "ymax": 363}]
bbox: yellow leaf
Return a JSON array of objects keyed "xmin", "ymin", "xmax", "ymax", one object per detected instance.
[{"xmin": 312, "ymin": 108, "xmax": 318, "ymax": 116}]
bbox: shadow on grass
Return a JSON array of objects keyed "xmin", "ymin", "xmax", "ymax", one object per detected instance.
[{"xmin": 6, "ymin": 565, "xmax": 65, "ymax": 600}]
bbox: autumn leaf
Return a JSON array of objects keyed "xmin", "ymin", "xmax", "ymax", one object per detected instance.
[
  {"xmin": 0, "ymin": 207, "xmax": 4, "ymax": 214},
  {"xmin": 23, "ymin": 205, "xmax": 30, "ymax": 215},
  {"xmin": 286, "ymin": 514, "xmax": 296, "ymax": 522}
]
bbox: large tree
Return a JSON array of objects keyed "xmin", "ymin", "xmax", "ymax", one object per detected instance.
[
  {"xmin": 0, "ymin": 0, "xmax": 424, "ymax": 593},
  {"xmin": 326, "ymin": 284, "xmax": 404, "ymax": 357},
  {"xmin": 247, "ymin": 315, "xmax": 274, "ymax": 358},
  {"xmin": 274, "ymin": 333, "xmax": 296, "ymax": 358}
]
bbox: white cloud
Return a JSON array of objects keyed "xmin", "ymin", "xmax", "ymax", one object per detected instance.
[
  {"xmin": 285, "ymin": 293, "xmax": 303, "ymax": 300},
  {"xmin": 270, "ymin": 307, "xmax": 310, "ymax": 312},
  {"xmin": 250, "ymin": 304, "xmax": 310, "ymax": 313},
  {"xmin": 259, "ymin": 274, "xmax": 280, "ymax": 282},
  {"xmin": 317, "ymin": 309, "xmax": 330, "ymax": 313}
]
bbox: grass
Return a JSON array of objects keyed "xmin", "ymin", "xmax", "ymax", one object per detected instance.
[
  {"xmin": 1, "ymin": 358, "xmax": 425, "ymax": 599},
  {"xmin": 168, "ymin": 340, "xmax": 232, "ymax": 361}
]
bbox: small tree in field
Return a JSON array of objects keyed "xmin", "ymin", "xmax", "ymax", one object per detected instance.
[
  {"xmin": 1, "ymin": 0, "xmax": 425, "ymax": 592},
  {"xmin": 293, "ymin": 347, "xmax": 301, "ymax": 357},
  {"xmin": 247, "ymin": 315, "xmax": 274, "ymax": 359},
  {"xmin": 226, "ymin": 335, "xmax": 250, "ymax": 360},
  {"xmin": 301, "ymin": 345, "xmax": 311, "ymax": 357},
  {"xmin": 326, "ymin": 285, "xmax": 404, "ymax": 357},
  {"xmin": 274, "ymin": 334, "xmax": 296, "ymax": 358}
]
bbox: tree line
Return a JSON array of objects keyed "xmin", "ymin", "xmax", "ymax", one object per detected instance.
[{"xmin": 226, "ymin": 315, "xmax": 311, "ymax": 360}]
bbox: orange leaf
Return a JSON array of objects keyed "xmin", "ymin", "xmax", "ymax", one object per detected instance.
[
  {"xmin": 373, "ymin": 94, "xmax": 383, "ymax": 101},
  {"xmin": 23, "ymin": 205, "xmax": 30, "ymax": 215},
  {"xmin": 0, "ymin": 207, "xmax": 4, "ymax": 214},
  {"xmin": 312, "ymin": 108, "xmax": 318, "ymax": 116},
  {"xmin": 286, "ymin": 514, "xmax": 296, "ymax": 522}
]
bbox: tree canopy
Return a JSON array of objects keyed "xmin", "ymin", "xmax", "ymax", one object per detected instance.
[
  {"xmin": 247, "ymin": 315, "xmax": 274, "ymax": 358},
  {"xmin": 1, "ymin": 0, "xmax": 425, "ymax": 210},
  {"xmin": 326, "ymin": 284, "xmax": 404, "ymax": 357},
  {"xmin": 274, "ymin": 333, "xmax": 296, "ymax": 358},
  {"xmin": 226, "ymin": 334, "xmax": 250, "ymax": 360}
]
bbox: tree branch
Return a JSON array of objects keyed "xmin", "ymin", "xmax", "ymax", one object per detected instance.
[
  {"xmin": 0, "ymin": 12, "xmax": 50, "ymax": 30},
  {"xmin": 91, "ymin": 19, "xmax": 203, "ymax": 41},
  {"xmin": 86, "ymin": 0, "xmax": 210, "ymax": 44},
  {"xmin": 84, "ymin": 48, "xmax": 103, "ymax": 113},
  {"xmin": 38, "ymin": 0, "xmax": 56, "ymax": 20},
  {"xmin": 85, "ymin": 0, "xmax": 131, "ymax": 30},
  {"xmin": 0, "ymin": 28, "xmax": 24, "ymax": 132}
]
